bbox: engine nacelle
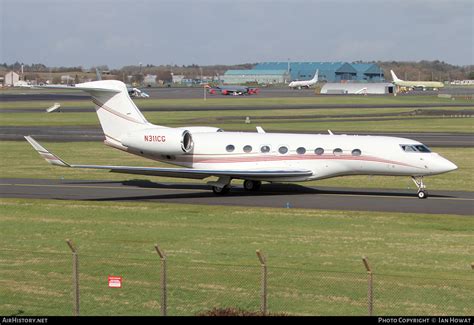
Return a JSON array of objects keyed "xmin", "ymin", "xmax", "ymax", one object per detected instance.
[
  {"xmin": 121, "ymin": 128, "xmax": 193, "ymax": 155},
  {"xmin": 179, "ymin": 126, "xmax": 224, "ymax": 133}
]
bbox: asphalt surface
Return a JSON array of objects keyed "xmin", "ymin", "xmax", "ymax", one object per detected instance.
[
  {"xmin": 1, "ymin": 178, "xmax": 472, "ymax": 215},
  {"xmin": 3, "ymin": 103, "xmax": 474, "ymax": 113},
  {"xmin": 2, "ymin": 86, "xmax": 474, "ymax": 101},
  {"xmin": 1, "ymin": 125, "xmax": 472, "ymax": 147}
]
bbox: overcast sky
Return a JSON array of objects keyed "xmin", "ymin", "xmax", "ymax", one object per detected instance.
[{"xmin": 1, "ymin": 0, "xmax": 473, "ymax": 68}]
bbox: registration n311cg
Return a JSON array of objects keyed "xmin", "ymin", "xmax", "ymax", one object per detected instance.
[{"xmin": 26, "ymin": 80, "xmax": 457, "ymax": 198}]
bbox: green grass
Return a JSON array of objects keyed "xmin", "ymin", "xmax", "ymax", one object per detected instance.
[
  {"xmin": 0, "ymin": 199, "xmax": 472, "ymax": 315},
  {"xmin": 0, "ymin": 141, "xmax": 472, "ymax": 192},
  {"xmin": 1, "ymin": 106, "xmax": 473, "ymax": 133},
  {"xmin": 1, "ymin": 94, "xmax": 473, "ymax": 109}
]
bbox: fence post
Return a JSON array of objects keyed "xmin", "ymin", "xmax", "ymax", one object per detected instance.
[
  {"xmin": 256, "ymin": 250, "xmax": 267, "ymax": 315},
  {"xmin": 362, "ymin": 256, "xmax": 373, "ymax": 316},
  {"xmin": 154, "ymin": 244, "xmax": 167, "ymax": 316},
  {"xmin": 66, "ymin": 239, "xmax": 79, "ymax": 316}
]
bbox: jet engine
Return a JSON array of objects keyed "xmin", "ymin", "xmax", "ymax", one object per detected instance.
[{"xmin": 121, "ymin": 128, "xmax": 194, "ymax": 155}]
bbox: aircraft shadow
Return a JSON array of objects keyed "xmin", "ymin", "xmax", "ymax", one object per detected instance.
[{"xmin": 77, "ymin": 180, "xmax": 454, "ymax": 202}]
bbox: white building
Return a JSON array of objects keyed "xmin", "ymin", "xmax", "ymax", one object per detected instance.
[
  {"xmin": 171, "ymin": 74, "xmax": 185, "ymax": 84},
  {"xmin": 144, "ymin": 74, "xmax": 158, "ymax": 87},
  {"xmin": 4, "ymin": 71, "xmax": 19, "ymax": 86},
  {"xmin": 320, "ymin": 82, "xmax": 394, "ymax": 95}
]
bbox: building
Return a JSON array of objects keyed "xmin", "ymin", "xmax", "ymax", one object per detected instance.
[
  {"xmin": 4, "ymin": 71, "xmax": 19, "ymax": 86},
  {"xmin": 144, "ymin": 74, "xmax": 157, "ymax": 87},
  {"xmin": 254, "ymin": 62, "xmax": 385, "ymax": 82},
  {"xmin": 222, "ymin": 69, "xmax": 289, "ymax": 84},
  {"xmin": 320, "ymin": 82, "xmax": 394, "ymax": 95},
  {"xmin": 352, "ymin": 63, "xmax": 385, "ymax": 82},
  {"xmin": 171, "ymin": 74, "xmax": 185, "ymax": 84}
]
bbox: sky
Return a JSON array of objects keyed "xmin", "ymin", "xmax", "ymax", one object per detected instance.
[{"xmin": 1, "ymin": 0, "xmax": 473, "ymax": 68}]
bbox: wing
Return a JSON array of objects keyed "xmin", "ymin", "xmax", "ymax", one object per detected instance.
[{"xmin": 25, "ymin": 136, "xmax": 313, "ymax": 180}]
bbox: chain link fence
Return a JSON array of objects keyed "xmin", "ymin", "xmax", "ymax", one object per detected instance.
[{"xmin": 1, "ymin": 246, "xmax": 473, "ymax": 316}]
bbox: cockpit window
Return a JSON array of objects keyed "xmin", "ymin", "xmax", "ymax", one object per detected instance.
[
  {"xmin": 400, "ymin": 144, "xmax": 431, "ymax": 153},
  {"xmin": 414, "ymin": 145, "xmax": 431, "ymax": 153}
]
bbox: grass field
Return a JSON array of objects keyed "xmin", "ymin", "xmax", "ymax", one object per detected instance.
[
  {"xmin": 1, "ymin": 93, "xmax": 473, "ymax": 316},
  {"xmin": 1, "ymin": 108, "xmax": 473, "ymax": 134},
  {"xmin": 1, "ymin": 141, "xmax": 472, "ymax": 192},
  {"xmin": 1, "ymin": 94, "xmax": 472, "ymax": 133},
  {"xmin": 0, "ymin": 199, "xmax": 473, "ymax": 316},
  {"xmin": 2, "ymin": 93, "xmax": 473, "ymax": 109}
]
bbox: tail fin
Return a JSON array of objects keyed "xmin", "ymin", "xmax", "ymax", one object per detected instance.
[
  {"xmin": 70, "ymin": 80, "xmax": 151, "ymax": 143},
  {"xmin": 39, "ymin": 80, "xmax": 154, "ymax": 144},
  {"xmin": 80, "ymin": 80, "xmax": 152, "ymax": 143},
  {"xmin": 390, "ymin": 70, "xmax": 401, "ymax": 82},
  {"xmin": 312, "ymin": 69, "xmax": 319, "ymax": 82}
]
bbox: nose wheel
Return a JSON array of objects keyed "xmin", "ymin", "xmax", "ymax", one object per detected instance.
[{"xmin": 412, "ymin": 176, "xmax": 428, "ymax": 199}]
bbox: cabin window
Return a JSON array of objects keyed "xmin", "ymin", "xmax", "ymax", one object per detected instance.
[
  {"xmin": 314, "ymin": 147, "xmax": 324, "ymax": 155},
  {"xmin": 243, "ymin": 145, "xmax": 252, "ymax": 153},
  {"xmin": 226, "ymin": 145, "xmax": 235, "ymax": 152},
  {"xmin": 278, "ymin": 146, "xmax": 288, "ymax": 154},
  {"xmin": 296, "ymin": 147, "xmax": 306, "ymax": 155},
  {"xmin": 260, "ymin": 145, "xmax": 271, "ymax": 153},
  {"xmin": 351, "ymin": 149, "xmax": 362, "ymax": 156},
  {"xmin": 333, "ymin": 148, "xmax": 343, "ymax": 155}
]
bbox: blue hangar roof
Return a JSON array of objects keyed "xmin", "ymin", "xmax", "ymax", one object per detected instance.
[{"xmin": 254, "ymin": 62, "xmax": 384, "ymax": 82}]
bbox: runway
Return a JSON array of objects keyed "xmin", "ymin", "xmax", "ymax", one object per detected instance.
[
  {"xmin": 1, "ymin": 178, "xmax": 472, "ymax": 215},
  {"xmin": 1, "ymin": 125, "xmax": 472, "ymax": 147},
  {"xmin": 2, "ymin": 86, "xmax": 474, "ymax": 101}
]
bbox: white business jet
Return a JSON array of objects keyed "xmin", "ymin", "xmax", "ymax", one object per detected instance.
[
  {"xmin": 288, "ymin": 70, "xmax": 319, "ymax": 89},
  {"xmin": 25, "ymin": 80, "xmax": 457, "ymax": 198}
]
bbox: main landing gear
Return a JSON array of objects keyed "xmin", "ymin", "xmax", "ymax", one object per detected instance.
[
  {"xmin": 210, "ymin": 179, "xmax": 262, "ymax": 195},
  {"xmin": 412, "ymin": 176, "xmax": 428, "ymax": 199},
  {"xmin": 243, "ymin": 180, "xmax": 261, "ymax": 192},
  {"xmin": 212, "ymin": 185, "xmax": 231, "ymax": 195}
]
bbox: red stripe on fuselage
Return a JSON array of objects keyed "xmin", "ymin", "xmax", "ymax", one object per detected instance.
[{"xmin": 170, "ymin": 154, "xmax": 418, "ymax": 168}]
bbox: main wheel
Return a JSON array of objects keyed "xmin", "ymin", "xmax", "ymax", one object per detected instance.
[
  {"xmin": 243, "ymin": 180, "xmax": 262, "ymax": 191},
  {"xmin": 417, "ymin": 190, "xmax": 428, "ymax": 199},
  {"xmin": 212, "ymin": 185, "xmax": 231, "ymax": 195}
]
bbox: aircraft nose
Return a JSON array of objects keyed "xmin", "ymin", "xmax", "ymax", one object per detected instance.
[
  {"xmin": 443, "ymin": 160, "xmax": 458, "ymax": 172},
  {"xmin": 437, "ymin": 157, "xmax": 458, "ymax": 173}
]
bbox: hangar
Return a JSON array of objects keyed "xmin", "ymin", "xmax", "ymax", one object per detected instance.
[
  {"xmin": 222, "ymin": 69, "xmax": 289, "ymax": 85},
  {"xmin": 253, "ymin": 62, "xmax": 385, "ymax": 82}
]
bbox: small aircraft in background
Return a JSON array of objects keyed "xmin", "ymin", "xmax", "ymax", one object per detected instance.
[
  {"xmin": 390, "ymin": 70, "xmax": 444, "ymax": 91},
  {"xmin": 206, "ymin": 84, "xmax": 259, "ymax": 96},
  {"xmin": 289, "ymin": 69, "xmax": 318, "ymax": 89},
  {"xmin": 128, "ymin": 87, "xmax": 150, "ymax": 98},
  {"xmin": 26, "ymin": 80, "xmax": 457, "ymax": 199},
  {"xmin": 95, "ymin": 68, "xmax": 149, "ymax": 98}
]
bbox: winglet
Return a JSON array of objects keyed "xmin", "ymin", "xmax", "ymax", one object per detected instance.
[{"xmin": 24, "ymin": 136, "xmax": 70, "ymax": 167}]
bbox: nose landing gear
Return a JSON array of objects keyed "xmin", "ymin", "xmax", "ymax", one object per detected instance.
[{"xmin": 412, "ymin": 176, "xmax": 428, "ymax": 199}]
